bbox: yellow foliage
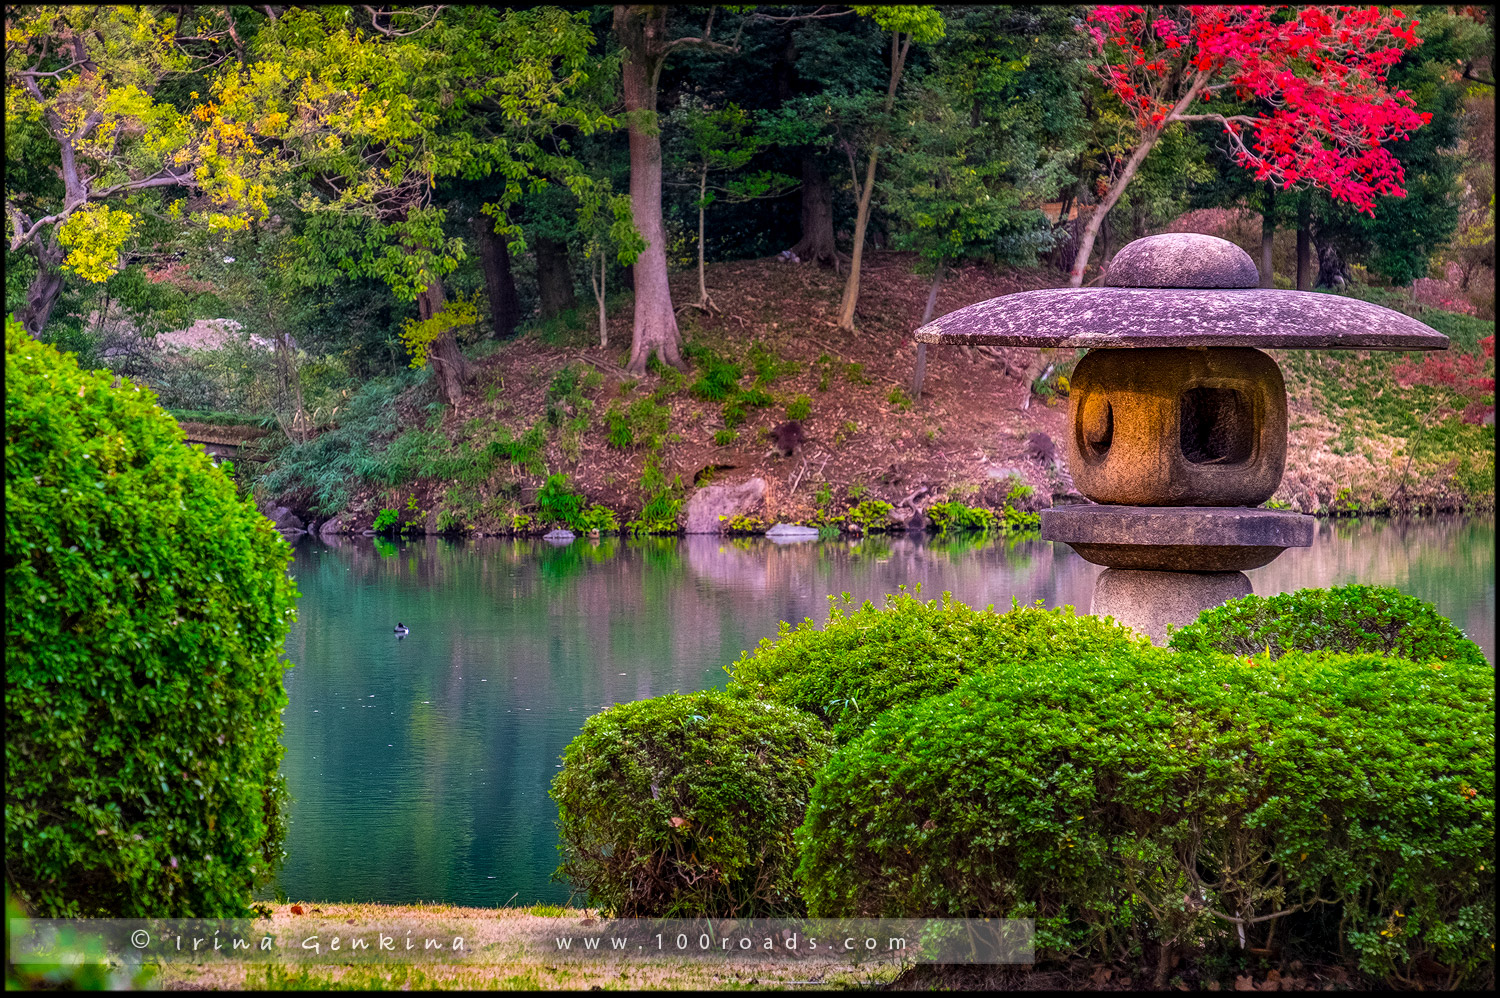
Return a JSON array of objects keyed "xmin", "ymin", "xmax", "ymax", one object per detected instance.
[
  {"xmin": 57, "ymin": 205, "xmax": 136, "ymax": 283},
  {"xmin": 399, "ymin": 295, "xmax": 479, "ymax": 369}
]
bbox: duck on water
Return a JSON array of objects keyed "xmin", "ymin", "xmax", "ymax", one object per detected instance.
[{"xmin": 394, "ymin": 623, "xmax": 409, "ymax": 636}]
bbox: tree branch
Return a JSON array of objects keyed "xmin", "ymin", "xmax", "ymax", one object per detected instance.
[
  {"xmin": 361, "ymin": 5, "xmax": 445, "ymax": 37},
  {"xmin": 16, "ymin": 59, "xmax": 89, "ymax": 80},
  {"xmin": 750, "ymin": 6, "xmax": 854, "ymax": 22},
  {"xmin": 1208, "ymin": 905, "xmax": 1303, "ymax": 926}
]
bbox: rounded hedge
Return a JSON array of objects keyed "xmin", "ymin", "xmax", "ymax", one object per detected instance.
[
  {"xmin": 726, "ymin": 589, "xmax": 1147, "ymax": 744},
  {"xmin": 1168, "ymin": 584, "xmax": 1486, "ymax": 666},
  {"xmin": 5, "ymin": 317, "xmax": 299, "ymax": 916},
  {"xmin": 551, "ymin": 689, "xmax": 833, "ymax": 917},
  {"xmin": 796, "ymin": 645, "xmax": 1494, "ymax": 985}
]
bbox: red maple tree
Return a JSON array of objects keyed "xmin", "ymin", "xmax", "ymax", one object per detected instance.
[{"xmin": 1070, "ymin": 5, "xmax": 1431, "ymax": 287}]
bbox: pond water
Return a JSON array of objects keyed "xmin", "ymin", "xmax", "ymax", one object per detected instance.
[{"xmin": 274, "ymin": 516, "xmax": 1494, "ymax": 908}]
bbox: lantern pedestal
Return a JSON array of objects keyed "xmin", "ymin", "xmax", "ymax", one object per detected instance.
[{"xmin": 1089, "ymin": 569, "xmax": 1252, "ymax": 645}]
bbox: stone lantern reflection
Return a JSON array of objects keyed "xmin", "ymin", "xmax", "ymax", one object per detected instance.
[{"xmin": 914, "ymin": 233, "xmax": 1449, "ymax": 643}]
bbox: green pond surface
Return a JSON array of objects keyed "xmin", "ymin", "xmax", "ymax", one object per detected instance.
[{"xmin": 274, "ymin": 516, "xmax": 1493, "ymax": 908}]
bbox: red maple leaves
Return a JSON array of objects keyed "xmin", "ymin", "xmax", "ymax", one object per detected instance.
[
  {"xmin": 1392, "ymin": 335, "xmax": 1497, "ymax": 425},
  {"xmin": 1084, "ymin": 5, "xmax": 1431, "ymax": 215}
]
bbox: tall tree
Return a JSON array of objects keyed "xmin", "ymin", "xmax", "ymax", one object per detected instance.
[
  {"xmin": 665, "ymin": 96, "xmax": 797, "ymax": 312},
  {"xmin": 1068, "ymin": 5, "xmax": 1431, "ymax": 288},
  {"xmin": 5, "ymin": 6, "xmax": 275, "ymax": 337},
  {"xmin": 882, "ymin": 77, "xmax": 1057, "ymax": 398},
  {"xmin": 832, "ymin": 6, "xmax": 945, "ymax": 332},
  {"xmin": 254, "ymin": 6, "xmax": 607, "ymax": 404},
  {"xmin": 612, "ymin": 6, "xmax": 739, "ymax": 374}
]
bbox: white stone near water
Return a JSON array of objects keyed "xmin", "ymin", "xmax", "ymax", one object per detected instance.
[
  {"xmin": 543, "ymin": 528, "xmax": 576, "ymax": 543},
  {"xmin": 764, "ymin": 523, "xmax": 821, "ymax": 543}
]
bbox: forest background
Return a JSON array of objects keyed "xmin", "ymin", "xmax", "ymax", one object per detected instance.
[{"xmin": 6, "ymin": 4, "xmax": 1495, "ymax": 534}]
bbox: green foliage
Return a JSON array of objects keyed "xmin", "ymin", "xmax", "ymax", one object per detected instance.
[
  {"xmin": 812, "ymin": 482, "xmax": 833, "ymax": 508},
  {"xmin": 886, "ymin": 386, "xmax": 912, "ymax": 410},
  {"xmin": 786, "ymin": 395, "xmax": 812, "ymax": 421},
  {"xmin": 926, "ymin": 500, "xmax": 996, "ymax": 534},
  {"xmin": 605, "ymin": 396, "xmax": 671, "ymax": 451},
  {"xmin": 627, "ymin": 457, "xmax": 683, "ymax": 535},
  {"xmin": 796, "ymin": 645, "xmax": 1494, "ymax": 986},
  {"xmin": 1001, "ymin": 505, "xmax": 1042, "ymax": 534},
  {"xmin": 259, "ymin": 370, "xmax": 424, "ymax": 516},
  {"xmin": 713, "ymin": 428, "xmax": 738, "ymax": 446},
  {"xmin": 575, "ymin": 504, "xmax": 620, "ymax": 534},
  {"xmin": 4, "ymin": 891, "xmax": 155, "ymax": 989},
  {"xmin": 5, "ymin": 317, "xmax": 297, "ymax": 916},
  {"xmin": 721, "ymin": 399, "xmax": 746, "ymax": 429},
  {"xmin": 727, "ymin": 590, "xmax": 1146, "ymax": 745},
  {"xmin": 741, "ymin": 386, "xmax": 774, "ymax": 409},
  {"xmin": 372, "ymin": 508, "xmax": 399, "ymax": 535},
  {"xmin": 1168, "ymin": 584, "xmax": 1488, "ymax": 665},
  {"xmin": 536, "ymin": 473, "xmax": 585, "ymax": 529},
  {"xmin": 846, "ymin": 500, "xmax": 895, "ymax": 532},
  {"xmin": 551, "ymin": 690, "xmax": 833, "ymax": 917},
  {"xmin": 688, "ymin": 351, "xmax": 744, "ymax": 401},
  {"xmin": 720, "ymin": 514, "xmax": 765, "ymax": 534}
]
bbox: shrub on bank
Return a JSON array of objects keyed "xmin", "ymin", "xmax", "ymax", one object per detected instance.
[
  {"xmin": 551, "ymin": 690, "xmax": 832, "ymax": 917},
  {"xmin": 5, "ymin": 316, "xmax": 299, "ymax": 916},
  {"xmin": 1168, "ymin": 583, "xmax": 1487, "ymax": 666},
  {"xmin": 796, "ymin": 645, "xmax": 1494, "ymax": 987},
  {"xmin": 726, "ymin": 590, "xmax": 1146, "ymax": 744}
]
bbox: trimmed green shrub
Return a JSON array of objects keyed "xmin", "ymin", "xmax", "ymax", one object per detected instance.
[
  {"xmin": 551, "ymin": 690, "xmax": 833, "ymax": 917},
  {"xmin": 5, "ymin": 316, "xmax": 299, "ymax": 916},
  {"xmin": 726, "ymin": 590, "xmax": 1147, "ymax": 744},
  {"xmin": 797, "ymin": 646, "xmax": 1494, "ymax": 986},
  {"xmin": 1168, "ymin": 584, "xmax": 1487, "ymax": 665}
]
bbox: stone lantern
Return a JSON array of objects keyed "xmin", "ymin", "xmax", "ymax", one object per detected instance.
[{"xmin": 914, "ymin": 233, "xmax": 1449, "ymax": 643}]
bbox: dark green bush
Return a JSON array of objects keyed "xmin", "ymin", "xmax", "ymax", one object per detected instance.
[
  {"xmin": 5, "ymin": 316, "xmax": 299, "ymax": 916},
  {"xmin": 551, "ymin": 690, "xmax": 832, "ymax": 917},
  {"xmin": 726, "ymin": 590, "xmax": 1146, "ymax": 744},
  {"xmin": 1169, "ymin": 584, "xmax": 1487, "ymax": 666},
  {"xmin": 797, "ymin": 646, "xmax": 1494, "ymax": 986}
]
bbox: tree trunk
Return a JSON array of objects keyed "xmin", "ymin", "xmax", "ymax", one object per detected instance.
[
  {"xmin": 695, "ymin": 163, "xmax": 712, "ymax": 309},
  {"xmin": 836, "ymin": 30, "xmax": 910, "ymax": 331},
  {"xmin": 615, "ymin": 5, "xmax": 684, "ymax": 375},
  {"xmin": 911, "ymin": 260, "xmax": 944, "ymax": 400},
  {"xmin": 789, "ymin": 153, "xmax": 839, "ymax": 268},
  {"xmin": 591, "ymin": 251, "xmax": 608, "ymax": 348},
  {"xmin": 417, "ymin": 279, "xmax": 470, "ymax": 405},
  {"xmin": 1295, "ymin": 198, "xmax": 1312, "ymax": 291},
  {"xmin": 1099, "ymin": 209, "xmax": 1113, "ymax": 267},
  {"xmin": 473, "ymin": 216, "xmax": 521, "ymax": 338},
  {"xmin": 1069, "ymin": 74, "xmax": 1208, "ymax": 288},
  {"xmin": 18, "ymin": 240, "xmax": 66, "ymax": 339},
  {"xmin": 1259, "ymin": 184, "xmax": 1276, "ymax": 288},
  {"xmin": 534, "ymin": 235, "xmax": 578, "ymax": 320},
  {"xmin": 1068, "ymin": 134, "xmax": 1159, "ymax": 287},
  {"xmin": 1315, "ymin": 232, "xmax": 1351, "ymax": 289},
  {"xmin": 836, "ymin": 145, "xmax": 881, "ymax": 330}
]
